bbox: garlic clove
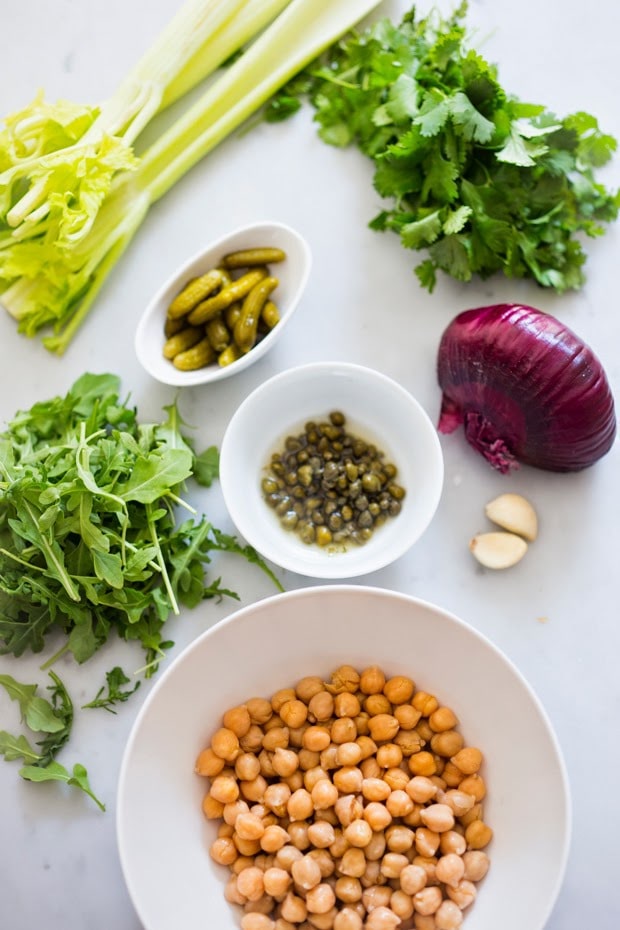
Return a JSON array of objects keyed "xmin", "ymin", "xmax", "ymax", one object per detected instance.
[
  {"xmin": 484, "ymin": 493, "xmax": 538, "ymax": 542},
  {"xmin": 469, "ymin": 531, "xmax": 528, "ymax": 570}
]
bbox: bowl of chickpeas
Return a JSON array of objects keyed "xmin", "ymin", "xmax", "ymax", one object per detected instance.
[
  {"xmin": 117, "ymin": 585, "xmax": 570, "ymax": 930},
  {"xmin": 134, "ymin": 220, "xmax": 312, "ymax": 386},
  {"xmin": 219, "ymin": 361, "xmax": 444, "ymax": 578}
]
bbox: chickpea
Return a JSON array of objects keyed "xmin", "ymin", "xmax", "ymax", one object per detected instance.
[
  {"xmin": 292, "ymin": 854, "xmax": 322, "ymax": 890},
  {"xmin": 385, "ymin": 824, "xmax": 415, "ymax": 854},
  {"xmin": 435, "ymin": 853, "xmax": 465, "ymax": 888},
  {"xmin": 232, "ymin": 856, "xmax": 256, "ymax": 875},
  {"xmin": 360, "ymin": 756, "xmax": 382, "ymax": 779},
  {"xmin": 310, "ymin": 778, "xmax": 338, "ymax": 811},
  {"xmin": 246, "ymin": 697, "xmax": 273, "ymax": 725},
  {"xmin": 240, "ymin": 914, "xmax": 275, "ymax": 930},
  {"xmin": 365, "ymin": 694, "xmax": 393, "ymax": 717},
  {"xmin": 211, "ymin": 727, "xmax": 241, "ymax": 762},
  {"xmin": 394, "ymin": 704, "xmax": 422, "ymax": 730},
  {"xmin": 406, "ymin": 776, "xmax": 437, "ymax": 804},
  {"xmin": 442, "ymin": 789, "xmax": 475, "ymax": 817},
  {"xmin": 412, "ymin": 692, "xmax": 438, "ymax": 717},
  {"xmin": 362, "ymin": 885, "xmax": 392, "ymax": 911},
  {"xmin": 263, "ymin": 727, "xmax": 290, "ymax": 752},
  {"xmin": 280, "ymin": 892, "xmax": 308, "ymax": 923},
  {"xmin": 303, "ymin": 727, "xmax": 332, "ymax": 752},
  {"xmin": 233, "ymin": 753, "xmax": 260, "ymax": 783},
  {"xmin": 335, "ymin": 692, "xmax": 362, "ymax": 718},
  {"xmin": 413, "ymin": 885, "xmax": 442, "ymax": 916},
  {"xmin": 336, "ymin": 742, "xmax": 363, "ymax": 766},
  {"xmin": 356, "ymin": 735, "xmax": 377, "ymax": 759},
  {"xmin": 236, "ymin": 813, "xmax": 267, "ymax": 841},
  {"xmin": 307, "ymin": 908, "xmax": 338, "ymax": 930},
  {"xmin": 430, "ymin": 731, "xmax": 464, "ymax": 758},
  {"xmin": 364, "ymin": 830, "xmax": 387, "ymax": 862},
  {"xmin": 464, "ymin": 820, "xmax": 493, "ymax": 850},
  {"xmin": 428, "ymin": 707, "xmax": 458, "ymax": 733},
  {"xmin": 307, "ymin": 821, "xmax": 336, "ymax": 849},
  {"xmin": 223, "ymin": 799, "xmax": 250, "ymax": 825},
  {"xmin": 415, "ymin": 828, "xmax": 440, "ymax": 858},
  {"xmin": 420, "ymin": 804, "xmax": 455, "ymax": 834},
  {"xmin": 280, "ymin": 700, "xmax": 309, "ymax": 729},
  {"xmin": 459, "ymin": 802, "xmax": 483, "ymax": 828},
  {"xmin": 331, "ymin": 717, "xmax": 357, "ymax": 744},
  {"xmin": 384, "ymin": 768, "xmax": 410, "ymax": 792},
  {"xmin": 308, "ymin": 692, "xmax": 334, "ymax": 722},
  {"xmin": 241, "ymin": 725, "xmax": 266, "ymax": 754},
  {"xmin": 438, "ymin": 831, "xmax": 466, "ymax": 857},
  {"xmin": 328, "ymin": 665, "xmax": 360, "ymax": 695},
  {"xmin": 365, "ymin": 905, "xmax": 401, "ymax": 930},
  {"xmin": 414, "ymin": 917, "xmax": 437, "ymax": 930},
  {"xmin": 271, "ymin": 688, "xmax": 296, "ymax": 713},
  {"xmin": 262, "ymin": 866, "xmax": 291, "ymax": 897},
  {"xmin": 299, "ymin": 749, "xmax": 322, "ymax": 771},
  {"xmin": 376, "ymin": 743, "xmax": 403, "ymax": 769},
  {"xmin": 274, "ymin": 844, "xmax": 303, "ymax": 871},
  {"xmin": 333, "ymin": 908, "xmax": 363, "ymax": 930},
  {"xmin": 270, "ymin": 747, "xmax": 298, "ymax": 778},
  {"xmin": 296, "ymin": 677, "xmax": 325, "ymax": 703},
  {"xmin": 461, "ymin": 849, "xmax": 490, "ymax": 882},
  {"xmin": 235, "ymin": 836, "xmax": 262, "ymax": 857},
  {"xmin": 225, "ymin": 874, "xmax": 247, "ymax": 905},
  {"xmin": 434, "ymin": 900, "xmax": 463, "ymax": 930},
  {"xmin": 333, "ymin": 766, "xmax": 363, "ymax": 794},
  {"xmin": 394, "ymin": 730, "xmax": 424, "ymax": 756},
  {"xmin": 195, "ymin": 746, "xmax": 225, "ymax": 777},
  {"xmin": 261, "ymin": 825, "xmax": 290, "ymax": 854},
  {"xmin": 259, "ymin": 750, "xmax": 277, "ymax": 778},
  {"xmin": 343, "ymin": 819, "xmax": 373, "ymax": 848},
  {"xmin": 241, "ymin": 775, "xmax": 268, "ymax": 803},
  {"xmin": 218, "ymin": 821, "xmax": 234, "ymax": 838},
  {"xmin": 360, "ymin": 858, "xmax": 382, "ymax": 886},
  {"xmin": 210, "ymin": 774, "xmax": 240, "ymax": 804},
  {"xmin": 202, "ymin": 794, "xmax": 224, "ymax": 819},
  {"xmin": 329, "ymin": 828, "xmax": 349, "ymax": 859},
  {"xmin": 339, "ymin": 847, "xmax": 367, "ymax": 878},
  {"xmin": 210, "ymin": 836, "xmax": 237, "ymax": 865},
  {"xmin": 384, "ymin": 675, "xmax": 415, "ymax": 704},
  {"xmin": 288, "ymin": 821, "xmax": 310, "ymax": 851},
  {"xmin": 306, "ymin": 883, "xmax": 336, "ymax": 914},
  {"xmin": 386, "ymin": 789, "xmax": 414, "ymax": 818},
  {"xmin": 450, "ymin": 746, "xmax": 482, "ymax": 774},
  {"xmin": 236, "ymin": 866, "xmax": 266, "ymax": 902},
  {"xmin": 335, "ymin": 794, "xmax": 363, "ymax": 826},
  {"xmin": 402, "ymin": 804, "xmax": 424, "ymax": 828},
  {"xmin": 223, "ymin": 705, "xmax": 252, "ymax": 738},
  {"xmin": 380, "ymin": 852, "xmax": 409, "ymax": 879},
  {"xmin": 320, "ymin": 745, "xmax": 340, "ymax": 771},
  {"xmin": 447, "ymin": 879, "xmax": 476, "ymax": 909},
  {"xmin": 408, "ymin": 752, "xmax": 437, "ymax": 777},
  {"xmin": 354, "ymin": 714, "xmax": 370, "ymax": 736},
  {"xmin": 415, "ymin": 719, "xmax": 434, "ymax": 743},
  {"xmin": 391, "ymin": 889, "xmax": 415, "ymax": 920},
  {"xmin": 284, "ymin": 770, "xmax": 304, "ymax": 792},
  {"xmin": 335, "ymin": 876, "xmax": 363, "ymax": 904},
  {"xmin": 363, "ymin": 802, "xmax": 393, "ymax": 832},
  {"xmin": 362, "ymin": 777, "xmax": 391, "ymax": 802},
  {"xmin": 400, "ymin": 863, "xmax": 428, "ymax": 896},
  {"xmin": 457, "ymin": 774, "xmax": 486, "ymax": 801},
  {"xmin": 360, "ymin": 666, "xmax": 386, "ymax": 695},
  {"xmin": 287, "ymin": 788, "xmax": 314, "ymax": 822}
]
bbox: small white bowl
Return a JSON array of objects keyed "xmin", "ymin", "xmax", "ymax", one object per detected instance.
[
  {"xmin": 219, "ymin": 361, "xmax": 444, "ymax": 578},
  {"xmin": 117, "ymin": 585, "xmax": 571, "ymax": 930},
  {"xmin": 134, "ymin": 221, "xmax": 312, "ymax": 386}
]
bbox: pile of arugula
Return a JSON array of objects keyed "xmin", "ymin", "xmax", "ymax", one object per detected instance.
[
  {"xmin": 267, "ymin": 2, "xmax": 619, "ymax": 291},
  {"xmin": 0, "ymin": 372, "xmax": 281, "ymax": 806}
]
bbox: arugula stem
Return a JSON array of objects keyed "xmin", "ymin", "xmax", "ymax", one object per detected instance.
[
  {"xmin": 40, "ymin": 642, "xmax": 71, "ymax": 671},
  {"xmin": 146, "ymin": 502, "xmax": 179, "ymax": 615}
]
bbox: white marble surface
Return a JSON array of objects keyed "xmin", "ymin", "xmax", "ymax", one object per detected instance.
[{"xmin": 0, "ymin": 1, "xmax": 618, "ymax": 928}]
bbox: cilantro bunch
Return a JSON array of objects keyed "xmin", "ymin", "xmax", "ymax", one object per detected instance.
[
  {"xmin": 0, "ymin": 372, "xmax": 279, "ymax": 673},
  {"xmin": 268, "ymin": 3, "xmax": 619, "ymax": 291}
]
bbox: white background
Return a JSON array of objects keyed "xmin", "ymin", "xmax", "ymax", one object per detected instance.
[{"xmin": 0, "ymin": 1, "xmax": 618, "ymax": 928}]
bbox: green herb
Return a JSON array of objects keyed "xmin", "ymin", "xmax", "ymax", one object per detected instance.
[
  {"xmin": 267, "ymin": 2, "xmax": 619, "ymax": 292},
  {"xmin": 0, "ymin": 372, "xmax": 281, "ymax": 673},
  {"xmin": 0, "ymin": 670, "xmax": 104, "ymax": 809},
  {"xmin": 83, "ymin": 666, "xmax": 141, "ymax": 713}
]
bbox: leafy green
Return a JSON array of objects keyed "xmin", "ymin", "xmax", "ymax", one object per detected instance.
[
  {"xmin": 82, "ymin": 666, "xmax": 141, "ymax": 713},
  {"xmin": 0, "ymin": 670, "xmax": 104, "ymax": 808},
  {"xmin": 0, "ymin": 372, "xmax": 281, "ymax": 673},
  {"xmin": 266, "ymin": 2, "xmax": 619, "ymax": 291}
]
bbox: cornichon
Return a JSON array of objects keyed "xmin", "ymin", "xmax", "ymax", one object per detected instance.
[
  {"xmin": 234, "ymin": 276, "xmax": 279, "ymax": 353},
  {"xmin": 222, "ymin": 247, "xmax": 286, "ymax": 268},
  {"xmin": 188, "ymin": 268, "xmax": 268, "ymax": 325},
  {"xmin": 167, "ymin": 268, "xmax": 230, "ymax": 319},
  {"xmin": 173, "ymin": 337, "xmax": 216, "ymax": 370}
]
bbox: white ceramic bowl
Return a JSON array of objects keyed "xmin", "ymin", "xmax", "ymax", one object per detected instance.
[
  {"xmin": 134, "ymin": 221, "xmax": 312, "ymax": 386},
  {"xmin": 117, "ymin": 585, "xmax": 571, "ymax": 930},
  {"xmin": 219, "ymin": 362, "xmax": 444, "ymax": 578}
]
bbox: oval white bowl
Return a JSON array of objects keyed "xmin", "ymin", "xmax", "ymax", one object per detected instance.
[
  {"xmin": 134, "ymin": 221, "xmax": 312, "ymax": 386},
  {"xmin": 116, "ymin": 585, "xmax": 571, "ymax": 930},
  {"xmin": 219, "ymin": 361, "xmax": 444, "ymax": 578}
]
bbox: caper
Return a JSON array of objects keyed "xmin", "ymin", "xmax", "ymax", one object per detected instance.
[
  {"xmin": 298, "ymin": 464, "xmax": 313, "ymax": 487},
  {"xmin": 298, "ymin": 522, "xmax": 316, "ymax": 545},
  {"xmin": 329, "ymin": 411, "xmax": 345, "ymax": 426},
  {"xmin": 354, "ymin": 495, "xmax": 369, "ymax": 511},
  {"xmin": 362, "ymin": 473, "xmax": 382, "ymax": 493},
  {"xmin": 357, "ymin": 509, "xmax": 373, "ymax": 528},
  {"xmin": 315, "ymin": 526, "xmax": 333, "ymax": 546},
  {"xmin": 280, "ymin": 511, "xmax": 299, "ymax": 530},
  {"xmin": 388, "ymin": 482, "xmax": 406, "ymax": 501},
  {"xmin": 262, "ymin": 476, "xmax": 280, "ymax": 495}
]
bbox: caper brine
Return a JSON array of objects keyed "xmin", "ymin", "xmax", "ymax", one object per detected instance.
[
  {"xmin": 262, "ymin": 412, "xmax": 406, "ymax": 549},
  {"xmin": 162, "ymin": 246, "xmax": 286, "ymax": 371}
]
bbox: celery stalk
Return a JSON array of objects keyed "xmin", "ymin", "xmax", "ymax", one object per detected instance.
[{"xmin": 1, "ymin": 0, "xmax": 381, "ymax": 354}]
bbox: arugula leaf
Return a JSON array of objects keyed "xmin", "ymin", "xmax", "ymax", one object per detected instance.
[
  {"xmin": 82, "ymin": 666, "xmax": 140, "ymax": 713},
  {"xmin": 267, "ymin": 2, "xmax": 619, "ymax": 291},
  {"xmin": 0, "ymin": 731, "xmax": 41, "ymax": 763},
  {"xmin": 20, "ymin": 761, "xmax": 105, "ymax": 812}
]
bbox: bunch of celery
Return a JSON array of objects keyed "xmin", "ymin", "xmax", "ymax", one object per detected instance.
[{"xmin": 0, "ymin": 0, "xmax": 380, "ymax": 354}]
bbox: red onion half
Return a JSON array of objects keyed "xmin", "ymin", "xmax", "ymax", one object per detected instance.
[{"xmin": 437, "ymin": 304, "xmax": 617, "ymax": 473}]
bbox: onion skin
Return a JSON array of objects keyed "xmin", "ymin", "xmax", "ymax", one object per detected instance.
[{"xmin": 437, "ymin": 303, "xmax": 617, "ymax": 473}]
